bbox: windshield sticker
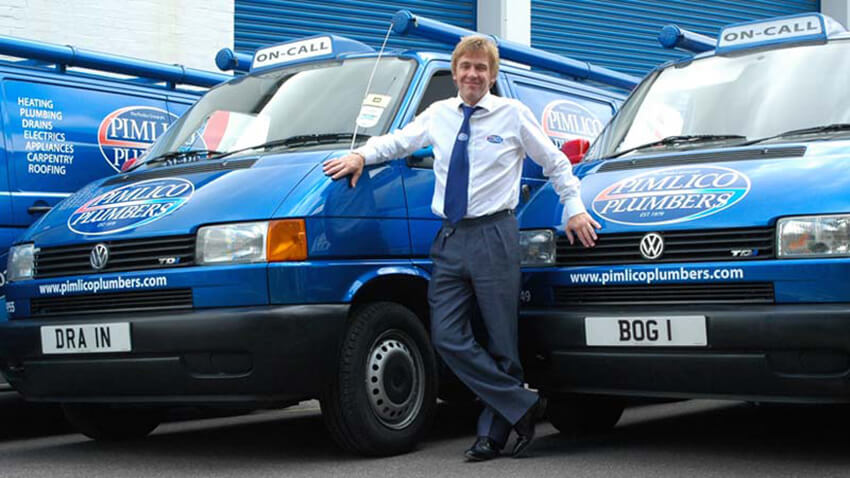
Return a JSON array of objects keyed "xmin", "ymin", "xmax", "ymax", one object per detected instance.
[
  {"xmin": 356, "ymin": 105, "xmax": 384, "ymax": 128},
  {"xmin": 68, "ymin": 178, "xmax": 194, "ymax": 235},
  {"xmin": 592, "ymin": 166, "xmax": 750, "ymax": 226},
  {"xmin": 363, "ymin": 94, "xmax": 392, "ymax": 107},
  {"xmin": 717, "ymin": 14, "xmax": 825, "ymax": 52},
  {"xmin": 180, "ymin": 111, "xmax": 270, "ymax": 153},
  {"xmin": 98, "ymin": 106, "xmax": 176, "ymax": 172},
  {"xmin": 621, "ymin": 102, "xmax": 684, "ymax": 149},
  {"xmin": 252, "ymin": 36, "xmax": 332, "ymax": 70},
  {"xmin": 542, "ymin": 100, "xmax": 605, "ymax": 147}
]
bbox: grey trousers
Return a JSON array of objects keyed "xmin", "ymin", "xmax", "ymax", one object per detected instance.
[{"xmin": 428, "ymin": 210, "xmax": 538, "ymax": 448}]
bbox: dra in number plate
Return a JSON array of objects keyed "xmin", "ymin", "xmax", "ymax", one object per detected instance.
[
  {"xmin": 41, "ymin": 322, "xmax": 131, "ymax": 354},
  {"xmin": 585, "ymin": 316, "xmax": 707, "ymax": 346}
]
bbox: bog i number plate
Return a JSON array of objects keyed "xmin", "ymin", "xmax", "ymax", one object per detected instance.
[
  {"xmin": 41, "ymin": 323, "xmax": 131, "ymax": 354},
  {"xmin": 585, "ymin": 316, "xmax": 707, "ymax": 346}
]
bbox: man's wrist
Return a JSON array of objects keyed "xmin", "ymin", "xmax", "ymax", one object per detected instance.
[
  {"xmin": 561, "ymin": 197, "xmax": 587, "ymax": 225},
  {"xmin": 351, "ymin": 149, "xmax": 370, "ymax": 165}
]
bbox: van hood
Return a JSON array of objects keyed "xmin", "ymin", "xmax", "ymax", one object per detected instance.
[
  {"xmin": 520, "ymin": 140, "xmax": 850, "ymax": 233},
  {"xmin": 20, "ymin": 151, "xmax": 334, "ymax": 247},
  {"xmin": 574, "ymin": 141, "xmax": 850, "ymax": 233}
]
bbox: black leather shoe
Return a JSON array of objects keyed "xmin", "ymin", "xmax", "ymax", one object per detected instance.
[
  {"xmin": 464, "ymin": 437, "xmax": 500, "ymax": 462},
  {"xmin": 511, "ymin": 398, "xmax": 545, "ymax": 458}
]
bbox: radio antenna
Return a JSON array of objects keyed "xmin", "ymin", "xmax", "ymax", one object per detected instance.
[{"xmin": 350, "ymin": 21, "xmax": 395, "ymax": 151}]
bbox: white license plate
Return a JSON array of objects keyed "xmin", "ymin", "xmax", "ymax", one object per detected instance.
[
  {"xmin": 41, "ymin": 323, "xmax": 131, "ymax": 355},
  {"xmin": 585, "ymin": 316, "xmax": 707, "ymax": 347}
]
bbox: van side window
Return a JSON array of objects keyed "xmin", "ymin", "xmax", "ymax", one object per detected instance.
[
  {"xmin": 415, "ymin": 70, "xmax": 457, "ymax": 115},
  {"xmin": 415, "ymin": 70, "xmax": 502, "ymax": 116},
  {"xmin": 508, "ymin": 77, "xmax": 615, "ymax": 149}
]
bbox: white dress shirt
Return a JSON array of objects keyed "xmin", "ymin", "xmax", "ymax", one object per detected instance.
[{"xmin": 355, "ymin": 92, "xmax": 586, "ymax": 225}]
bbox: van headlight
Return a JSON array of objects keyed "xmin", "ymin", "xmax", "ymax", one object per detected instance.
[
  {"xmin": 520, "ymin": 229, "xmax": 556, "ymax": 266},
  {"xmin": 196, "ymin": 219, "xmax": 307, "ymax": 265},
  {"xmin": 7, "ymin": 243, "xmax": 36, "ymax": 282},
  {"xmin": 777, "ymin": 214, "xmax": 850, "ymax": 258}
]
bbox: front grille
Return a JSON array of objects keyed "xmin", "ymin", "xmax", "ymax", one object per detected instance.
[
  {"xmin": 598, "ymin": 146, "xmax": 807, "ymax": 172},
  {"xmin": 554, "ymin": 282, "xmax": 774, "ymax": 305},
  {"xmin": 557, "ymin": 227, "xmax": 774, "ymax": 266},
  {"xmin": 35, "ymin": 235, "xmax": 195, "ymax": 278},
  {"xmin": 30, "ymin": 288, "xmax": 193, "ymax": 317}
]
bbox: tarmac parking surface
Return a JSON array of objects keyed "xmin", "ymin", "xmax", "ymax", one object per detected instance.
[{"xmin": 0, "ymin": 392, "xmax": 848, "ymax": 477}]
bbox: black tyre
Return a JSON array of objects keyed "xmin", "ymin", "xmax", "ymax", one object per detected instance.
[
  {"xmin": 321, "ymin": 302, "xmax": 438, "ymax": 456},
  {"xmin": 62, "ymin": 404, "xmax": 162, "ymax": 441},
  {"xmin": 546, "ymin": 394, "xmax": 624, "ymax": 438}
]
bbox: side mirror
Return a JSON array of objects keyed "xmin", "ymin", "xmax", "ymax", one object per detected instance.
[
  {"xmin": 560, "ymin": 138, "xmax": 590, "ymax": 164},
  {"xmin": 407, "ymin": 145, "xmax": 434, "ymax": 168}
]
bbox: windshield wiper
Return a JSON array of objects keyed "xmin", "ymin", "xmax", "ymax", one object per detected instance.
[
  {"xmin": 608, "ymin": 134, "xmax": 747, "ymax": 159},
  {"xmin": 214, "ymin": 133, "xmax": 371, "ymax": 160},
  {"xmin": 742, "ymin": 123, "xmax": 850, "ymax": 146},
  {"xmin": 139, "ymin": 149, "xmax": 222, "ymax": 169}
]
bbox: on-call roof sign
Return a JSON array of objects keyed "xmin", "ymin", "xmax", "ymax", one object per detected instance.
[{"xmin": 716, "ymin": 14, "xmax": 830, "ymax": 54}]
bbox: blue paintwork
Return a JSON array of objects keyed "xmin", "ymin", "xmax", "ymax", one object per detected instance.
[
  {"xmin": 9, "ymin": 264, "xmax": 268, "ymax": 318},
  {"xmin": 0, "ymin": 39, "xmax": 218, "ymax": 319},
  {"xmin": 523, "ymin": 258, "xmax": 850, "ymax": 305},
  {"xmin": 267, "ymin": 261, "xmax": 430, "ymax": 304},
  {"xmin": 519, "ymin": 28, "xmax": 850, "ymax": 308},
  {"xmin": 5, "ymin": 39, "xmax": 625, "ymax": 322},
  {"xmin": 521, "ymin": 140, "xmax": 850, "ymax": 232}
]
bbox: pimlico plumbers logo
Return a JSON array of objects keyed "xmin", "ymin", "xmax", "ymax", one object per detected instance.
[
  {"xmin": 68, "ymin": 178, "xmax": 194, "ymax": 235},
  {"xmin": 98, "ymin": 106, "xmax": 176, "ymax": 172},
  {"xmin": 541, "ymin": 100, "xmax": 605, "ymax": 146},
  {"xmin": 592, "ymin": 166, "xmax": 751, "ymax": 225}
]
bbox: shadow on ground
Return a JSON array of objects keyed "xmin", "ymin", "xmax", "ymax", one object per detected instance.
[
  {"xmin": 529, "ymin": 400, "xmax": 850, "ymax": 466},
  {"xmin": 6, "ymin": 396, "xmax": 850, "ymax": 468},
  {"xmin": 0, "ymin": 391, "xmax": 70, "ymax": 440}
]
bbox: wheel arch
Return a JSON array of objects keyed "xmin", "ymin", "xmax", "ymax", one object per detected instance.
[{"xmin": 347, "ymin": 268, "xmax": 431, "ymax": 328}]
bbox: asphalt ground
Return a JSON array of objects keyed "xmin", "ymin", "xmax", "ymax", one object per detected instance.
[{"xmin": 0, "ymin": 393, "xmax": 849, "ymax": 477}]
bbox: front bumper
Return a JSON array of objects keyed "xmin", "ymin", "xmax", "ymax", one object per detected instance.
[
  {"xmin": 520, "ymin": 304, "xmax": 850, "ymax": 403},
  {"xmin": 0, "ymin": 304, "xmax": 348, "ymax": 404}
]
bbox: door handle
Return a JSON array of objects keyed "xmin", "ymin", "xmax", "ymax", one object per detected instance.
[
  {"xmin": 27, "ymin": 205, "xmax": 52, "ymax": 214},
  {"xmin": 521, "ymin": 184, "xmax": 531, "ymax": 202}
]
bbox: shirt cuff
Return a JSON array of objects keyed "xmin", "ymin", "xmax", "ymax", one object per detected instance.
[
  {"xmin": 353, "ymin": 147, "xmax": 377, "ymax": 165},
  {"xmin": 561, "ymin": 197, "xmax": 587, "ymax": 225}
]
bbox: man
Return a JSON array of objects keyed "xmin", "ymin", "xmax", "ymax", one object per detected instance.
[{"xmin": 323, "ymin": 36, "xmax": 600, "ymax": 460}]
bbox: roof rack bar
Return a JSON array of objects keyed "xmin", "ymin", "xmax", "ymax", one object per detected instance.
[
  {"xmin": 0, "ymin": 34, "xmax": 230, "ymax": 87},
  {"xmin": 390, "ymin": 9, "xmax": 639, "ymax": 90},
  {"xmin": 658, "ymin": 25, "xmax": 715, "ymax": 53}
]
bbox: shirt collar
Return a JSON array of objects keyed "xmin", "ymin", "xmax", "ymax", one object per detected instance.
[{"xmin": 453, "ymin": 92, "xmax": 495, "ymax": 112}]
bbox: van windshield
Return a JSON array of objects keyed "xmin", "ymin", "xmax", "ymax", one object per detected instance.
[
  {"xmin": 142, "ymin": 57, "xmax": 415, "ymax": 165},
  {"xmin": 588, "ymin": 39, "xmax": 850, "ymax": 160}
]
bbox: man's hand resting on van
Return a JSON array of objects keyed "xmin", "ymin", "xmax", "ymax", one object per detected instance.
[
  {"xmin": 323, "ymin": 153, "xmax": 365, "ymax": 187},
  {"xmin": 566, "ymin": 212, "xmax": 601, "ymax": 248}
]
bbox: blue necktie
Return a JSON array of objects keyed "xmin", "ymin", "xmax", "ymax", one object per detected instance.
[{"xmin": 444, "ymin": 105, "xmax": 479, "ymax": 224}]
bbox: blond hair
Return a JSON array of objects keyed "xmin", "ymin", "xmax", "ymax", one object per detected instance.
[{"xmin": 451, "ymin": 35, "xmax": 499, "ymax": 75}]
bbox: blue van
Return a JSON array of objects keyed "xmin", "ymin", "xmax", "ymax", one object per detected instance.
[
  {"xmin": 0, "ymin": 35, "xmax": 226, "ymax": 307},
  {"xmin": 519, "ymin": 13, "xmax": 850, "ymax": 434},
  {"xmin": 0, "ymin": 12, "xmax": 633, "ymax": 455}
]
